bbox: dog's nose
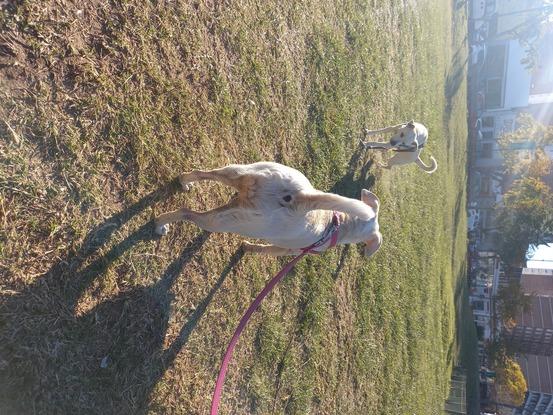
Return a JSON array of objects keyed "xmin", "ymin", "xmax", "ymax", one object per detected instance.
[{"xmin": 390, "ymin": 139, "xmax": 399, "ymax": 146}]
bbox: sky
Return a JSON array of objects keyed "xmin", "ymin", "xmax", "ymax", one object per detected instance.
[{"xmin": 527, "ymin": 244, "xmax": 553, "ymax": 269}]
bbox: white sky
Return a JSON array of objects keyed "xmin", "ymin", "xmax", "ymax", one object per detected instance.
[{"xmin": 527, "ymin": 244, "xmax": 553, "ymax": 269}]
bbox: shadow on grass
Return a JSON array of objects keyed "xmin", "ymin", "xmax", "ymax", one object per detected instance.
[
  {"xmin": 0, "ymin": 180, "xmax": 244, "ymax": 414},
  {"xmin": 330, "ymin": 143, "xmax": 375, "ymax": 278},
  {"xmin": 450, "ymin": 191, "xmax": 465, "ymax": 262},
  {"xmin": 332, "ymin": 245, "xmax": 351, "ymax": 280},
  {"xmin": 445, "ymin": 45, "xmax": 468, "ymax": 118},
  {"xmin": 330, "ymin": 143, "xmax": 375, "ymax": 199}
]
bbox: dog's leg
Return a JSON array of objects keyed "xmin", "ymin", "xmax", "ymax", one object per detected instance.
[
  {"xmin": 361, "ymin": 140, "xmax": 394, "ymax": 150},
  {"xmin": 242, "ymin": 241, "xmax": 300, "ymax": 256},
  {"xmin": 363, "ymin": 123, "xmax": 404, "ymax": 137},
  {"xmin": 155, "ymin": 198, "xmax": 240, "ymax": 235},
  {"xmin": 178, "ymin": 166, "xmax": 250, "ymax": 192},
  {"xmin": 155, "ymin": 208, "xmax": 192, "ymax": 235},
  {"xmin": 376, "ymin": 160, "xmax": 392, "ymax": 169}
]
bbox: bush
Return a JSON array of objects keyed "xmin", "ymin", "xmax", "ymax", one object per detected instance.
[{"xmin": 495, "ymin": 358, "xmax": 527, "ymax": 407}]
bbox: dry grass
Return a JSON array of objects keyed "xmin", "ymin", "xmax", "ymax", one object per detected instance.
[{"xmin": 1, "ymin": 0, "xmax": 471, "ymax": 414}]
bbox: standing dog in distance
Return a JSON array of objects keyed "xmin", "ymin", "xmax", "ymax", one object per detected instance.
[
  {"xmin": 155, "ymin": 162, "xmax": 382, "ymax": 257},
  {"xmin": 361, "ymin": 120, "xmax": 437, "ymax": 173}
]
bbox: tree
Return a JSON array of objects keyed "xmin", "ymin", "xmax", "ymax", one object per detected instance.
[
  {"xmin": 496, "ymin": 280, "xmax": 533, "ymax": 327},
  {"xmin": 527, "ymin": 149, "xmax": 552, "ymax": 178},
  {"xmin": 495, "ymin": 177, "xmax": 553, "ymax": 265},
  {"xmin": 484, "ymin": 340, "xmax": 527, "ymax": 412},
  {"xmin": 495, "ymin": 358, "xmax": 527, "ymax": 407},
  {"xmin": 487, "ymin": 336, "xmax": 517, "ymax": 367},
  {"xmin": 499, "ymin": 113, "xmax": 553, "ymax": 176}
]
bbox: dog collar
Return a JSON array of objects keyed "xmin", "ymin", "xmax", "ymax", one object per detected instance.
[
  {"xmin": 302, "ymin": 211, "xmax": 340, "ymax": 253},
  {"xmin": 393, "ymin": 141, "xmax": 425, "ymax": 152}
]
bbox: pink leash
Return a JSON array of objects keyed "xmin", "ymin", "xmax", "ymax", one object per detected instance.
[{"xmin": 210, "ymin": 212, "xmax": 341, "ymax": 415}]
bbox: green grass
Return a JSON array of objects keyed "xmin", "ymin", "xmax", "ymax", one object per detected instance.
[{"xmin": 0, "ymin": 0, "xmax": 472, "ymax": 413}]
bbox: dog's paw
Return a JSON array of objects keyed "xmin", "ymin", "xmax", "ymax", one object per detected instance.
[
  {"xmin": 178, "ymin": 175, "xmax": 194, "ymax": 191},
  {"xmin": 155, "ymin": 223, "xmax": 169, "ymax": 236}
]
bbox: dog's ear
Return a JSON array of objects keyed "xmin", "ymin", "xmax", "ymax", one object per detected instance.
[
  {"xmin": 407, "ymin": 120, "xmax": 415, "ymax": 129},
  {"xmin": 360, "ymin": 189, "xmax": 379, "ymax": 215},
  {"xmin": 364, "ymin": 232, "xmax": 382, "ymax": 258}
]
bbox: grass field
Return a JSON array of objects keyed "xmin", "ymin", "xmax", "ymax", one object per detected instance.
[{"xmin": 0, "ymin": 0, "xmax": 474, "ymax": 413}]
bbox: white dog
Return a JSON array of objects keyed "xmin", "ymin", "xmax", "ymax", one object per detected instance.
[
  {"xmin": 155, "ymin": 162, "xmax": 382, "ymax": 257},
  {"xmin": 361, "ymin": 120, "xmax": 437, "ymax": 173}
]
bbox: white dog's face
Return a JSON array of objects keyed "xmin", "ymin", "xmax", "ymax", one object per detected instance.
[{"xmin": 389, "ymin": 120, "xmax": 417, "ymax": 147}]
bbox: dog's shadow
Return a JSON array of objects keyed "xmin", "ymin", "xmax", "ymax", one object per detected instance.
[
  {"xmin": 0, "ymin": 180, "xmax": 244, "ymax": 414},
  {"xmin": 331, "ymin": 138, "xmax": 376, "ymax": 198},
  {"xmin": 330, "ymin": 140, "xmax": 376, "ymax": 276}
]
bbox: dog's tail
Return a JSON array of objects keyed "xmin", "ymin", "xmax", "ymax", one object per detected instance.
[
  {"xmin": 296, "ymin": 191, "xmax": 374, "ymax": 220},
  {"xmin": 415, "ymin": 155, "xmax": 438, "ymax": 174}
]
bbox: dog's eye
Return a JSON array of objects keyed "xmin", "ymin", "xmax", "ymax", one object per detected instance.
[{"xmin": 283, "ymin": 195, "xmax": 292, "ymax": 202}]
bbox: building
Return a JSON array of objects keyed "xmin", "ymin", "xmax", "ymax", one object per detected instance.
[
  {"xmin": 506, "ymin": 269, "xmax": 553, "ymax": 406},
  {"xmin": 514, "ymin": 269, "xmax": 553, "ymax": 397},
  {"xmin": 471, "ymin": 253, "xmax": 502, "ymax": 342},
  {"xmin": 507, "ymin": 269, "xmax": 553, "ymax": 356},
  {"xmin": 509, "ymin": 297, "xmax": 553, "ymax": 357},
  {"xmin": 514, "ymin": 391, "xmax": 553, "ymax": 415}
]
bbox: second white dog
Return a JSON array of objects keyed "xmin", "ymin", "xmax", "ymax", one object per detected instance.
[{"xmin": 361, "ymin": 120, "xmax": 437, "ymax": 174}]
